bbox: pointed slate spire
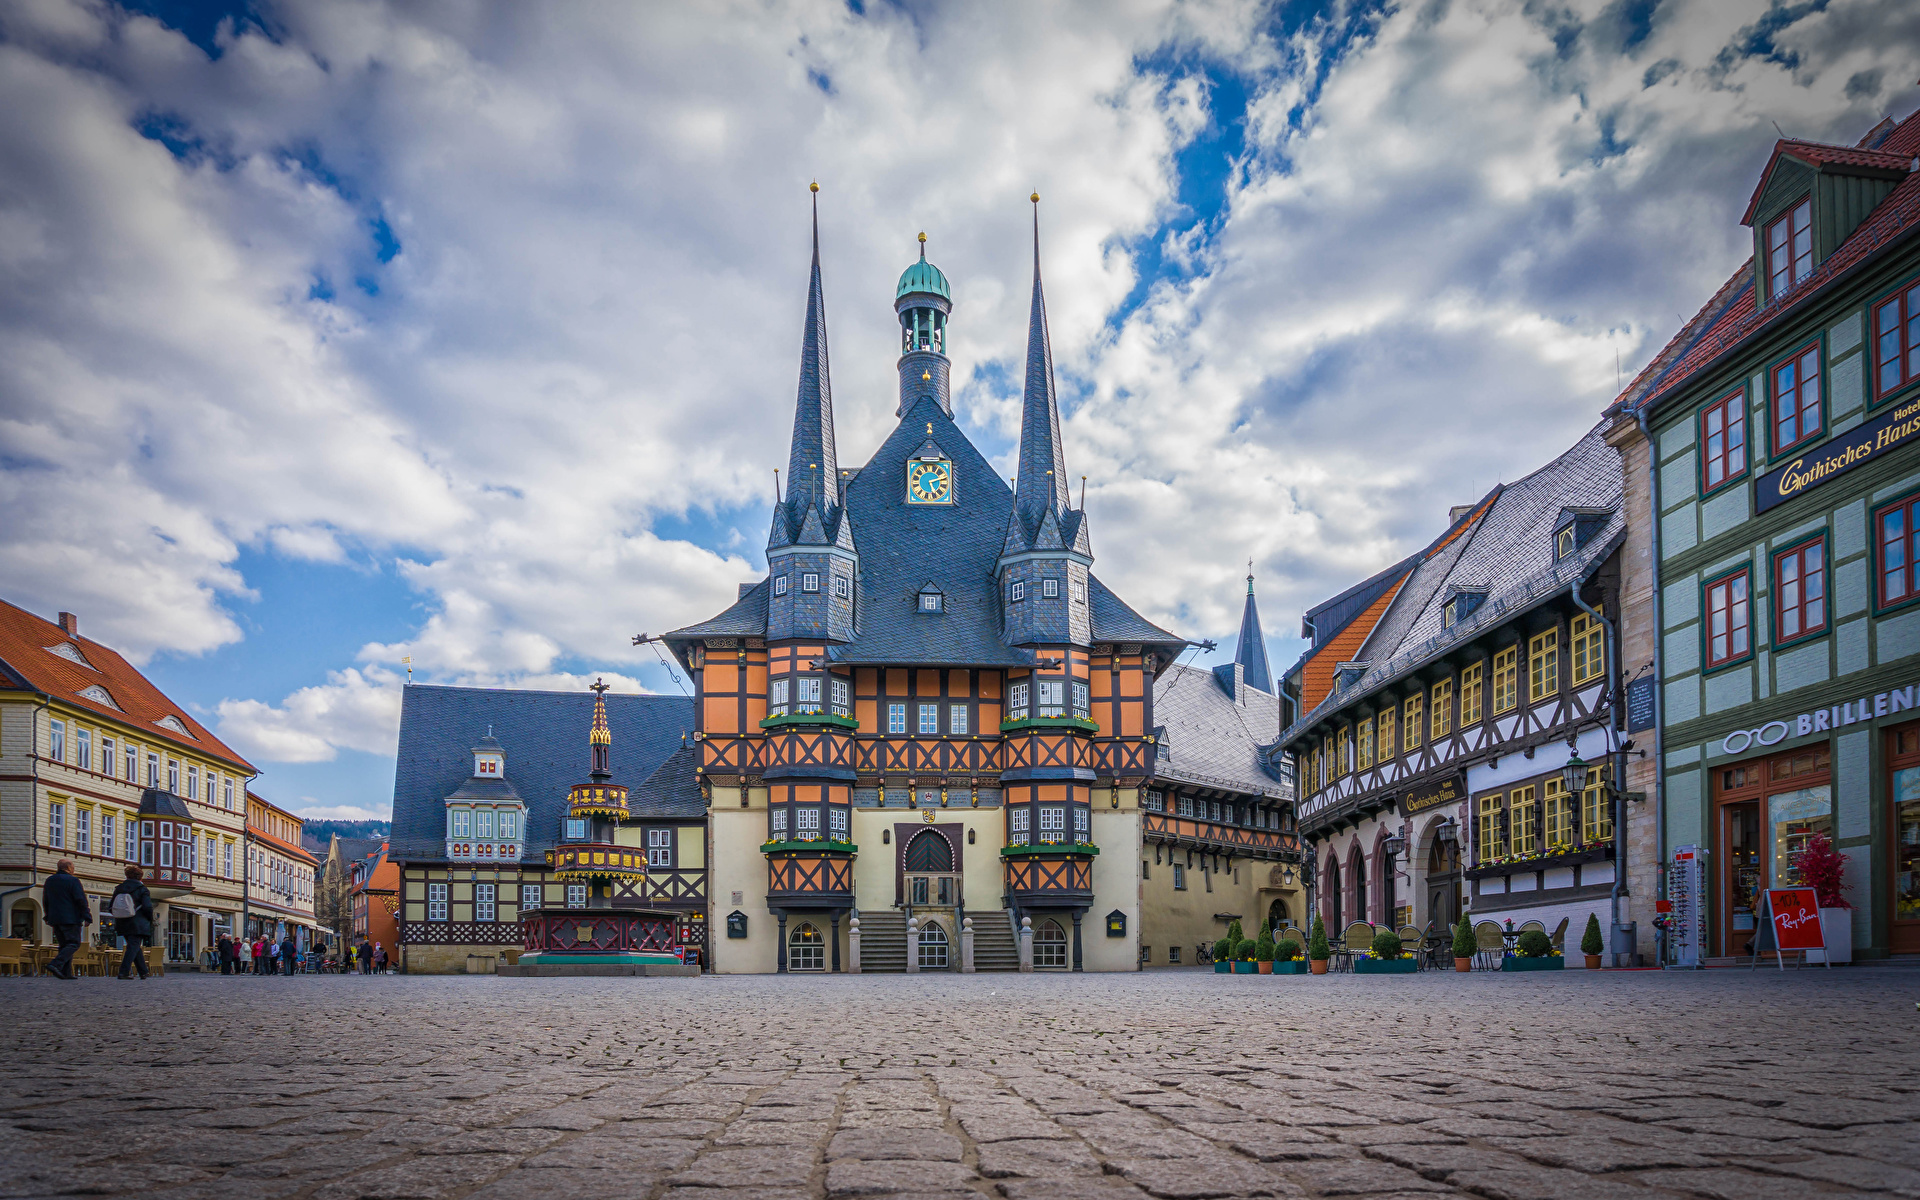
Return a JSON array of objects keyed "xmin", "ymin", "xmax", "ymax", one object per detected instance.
[
  {"xmin": 774, "ymin": 182, "xmax": 840, "ymax": 547},
  {"xmin": 1011, "ymin": 193, "xmax": 1071, "ymax": 540},
  {"xmin": 1236, "ymin": 564, "xmax": 1273, "ymax": 694}
]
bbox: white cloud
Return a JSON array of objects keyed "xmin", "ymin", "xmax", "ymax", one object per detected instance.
[
  {"xmin": 289, "ymin": 803, "xmax": 387, "ymax": 823},
  {"xmin": 2, "ymin": 0, "xmax": 1915, "ymax": 777}
]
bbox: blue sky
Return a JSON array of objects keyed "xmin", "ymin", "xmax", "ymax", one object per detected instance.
[{"xmin": 2, "ymin": 0, "xmax": 1914, "ymax": 818}]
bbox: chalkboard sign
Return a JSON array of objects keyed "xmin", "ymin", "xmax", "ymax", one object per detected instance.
[{"xmin": 1626, "ymin": 675, "xmax": 1656, "ymax": 733}]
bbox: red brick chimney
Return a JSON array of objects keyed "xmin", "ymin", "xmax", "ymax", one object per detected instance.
[{"xmin": 57, "ymin": 612, "xmax": 78, "ymax": 639}]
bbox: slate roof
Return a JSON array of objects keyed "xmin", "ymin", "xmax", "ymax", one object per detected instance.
[
  {"xmin": 330, "ymin": 836, "xmax": 383, "ymax": 868},
  {"xmin": 389, "ymin": 684, "xmax": 695, "ymax": 862},
  {"xmin": 0, "ymin": 598, "xmax": 254, "ymax": 771},
  {"xmin": 1280, "ymin": 423, "xmax": 1624, "ymax": 746},
  {"xmin": 1234, "ymin": 579, "xmax": 1273, "ymax": 694},
  {"xmin": 1087, "ymin": 577, "xmax": 1182, "ymax": 648},
  {"xmin": 628, "ymin": 745, "xmax": 706, "ymax": 818},
  {"xmin": 1152, "ymin": 664, "xmax": 1289, "ymax": 799},
  {"xmin": 1612, "ymin": 110, "xmax": 1920, "ymax": 421}
]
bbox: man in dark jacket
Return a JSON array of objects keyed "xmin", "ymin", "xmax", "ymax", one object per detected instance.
[
  {"xmin": 356, "ymin": 937, "xmax": 373, "ymax": 974},
  {"xmin": 217, "ymin": 934, "xmax": 234, "ymax": 975},
  {"xmin": 280, "ymin": 933, "xmax": 298, "ymax": 975},
  {"xmin": 111, "ymin": 866, "xmax": 154, "ymax": 980},
  {"xmin": 42, "ymin": 860, "xmax": 92, "ymax": 980}
]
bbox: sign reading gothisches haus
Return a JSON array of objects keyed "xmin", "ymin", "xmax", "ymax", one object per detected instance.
[{"xmin": 1756, "ymin": 393, "xmax": 1920, "ymax": 513}]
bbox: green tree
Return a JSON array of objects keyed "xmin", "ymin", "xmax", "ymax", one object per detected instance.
[
  {"xmin": 1309, "ymin": 916, "xmax": 1331, "ymax": 961},
  {"xmin": 1254, "ymin": 929, "xmax": 1275, "ymax": 963},
  {"xmin": 1235, "ymin": 938, "xmax": 1257, "ymax": 962},
  {"xmin": 1452, "ymin": 913, "xmax": 1476, "ymax": 960}
]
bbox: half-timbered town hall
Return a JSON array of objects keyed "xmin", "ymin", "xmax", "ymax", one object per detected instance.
[{"xmin": 664, "ymin": 195, "xmax": 1302, "ymax": 972}]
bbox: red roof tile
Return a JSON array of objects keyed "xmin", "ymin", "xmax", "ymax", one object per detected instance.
[
  {"xmin": 0, "ymin": 597, "xmax": 254, "ymax": 772},
  {"xmin": 1612, "ymin": 110, "xmax": 1920, "ymax": 421}
]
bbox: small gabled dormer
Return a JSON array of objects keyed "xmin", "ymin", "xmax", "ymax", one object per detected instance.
[
  {"xmin": 1333, "ymin": 661, "xmax": 1369, "ymax": 693},
  {"xmin": 1553, "ymin": 506, "xmax": 1612, "ymax": 562},
  {"xmin": 1743, "ymin": 137, "xmax": 1912, "ymax": 307},
  {"xmin": 916, "ymin": 582, "xmax": 945, "ymax": 614},
  {"xmin": 445, "ymin": 733, "xmax": 526, "ymax": 864},
  {"xmin": 1441, "ymin": 587, "xmax": 1487, "ymax": 629}
]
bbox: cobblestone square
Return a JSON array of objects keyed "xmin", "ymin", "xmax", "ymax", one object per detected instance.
[{"xmin": 3, "ymin": 969, "xmax": 1917, "ymax": 1200}]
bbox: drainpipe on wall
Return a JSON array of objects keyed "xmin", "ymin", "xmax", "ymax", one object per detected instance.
[
  {"xmin": 1570, "ymin": 559, "xmax": 1628, "ymax": 966},
  {"xmin": 20, "ymin": 693, "xmax": 51, "ymax": 936},
  {"xmin": 1634, "ymin": 408, "xmax": 1668, "ymax": 966}
]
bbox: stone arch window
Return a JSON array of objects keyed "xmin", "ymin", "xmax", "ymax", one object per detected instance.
[
  {"xmin": 904, "ymin": 829, "xmax": 953, "ymax": 873},
  {"xmin": 917, "ymin": 920, "xmax": 949, "ymax": 969},
  {"xmin": 1345, "ymin": 843, "xmax": 1366, "ymax": 928},
  {"xmin": 1323, "ymin": 855, "xmax": 1342, "ymax": 930},
  {"xmin": 1033, "ymin": 918, "xmax": 1068, "ymax": 968},
  {"xmin": 789, "ymin": 923, "xmax": 825, "ymax": 972}
]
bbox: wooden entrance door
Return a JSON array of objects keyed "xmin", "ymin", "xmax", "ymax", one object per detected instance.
[
  {"xmin": 1721, "ymin": 801, "xmax": 1761, "ymax": 958},
  {"xmin": 1891, "ymin": 723, "xmax": 1920, "ymax": 954},
  {"xmin": 1426, "ymin": 837, "xmax": 1461, "ymax": 931},
  {"xmin": 1713, "ymin": 746, "xmax": 1831, "ymax": 957}
]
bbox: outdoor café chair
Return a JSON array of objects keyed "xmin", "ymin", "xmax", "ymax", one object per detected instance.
[
  {"xmin": 1473, "ymin": 921, "xmax": 1505, "ymax": 969},
  {"xmin": 1396, "ymin": 925, "xmax": 1423, "ymax": 967},
  {"xmin": 0, "ymin": 937, "xmax": 26, "ymax": 976},
  {"xmin": 1549, "ymin": 916, "xmax": 1569, "ymax": 955},
  {"xmin": 1341, "ymin": 921, "xmax": 1372, "ymax": 971}
]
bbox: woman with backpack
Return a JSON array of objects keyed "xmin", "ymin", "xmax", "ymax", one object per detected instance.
[{"xmin": 110, "ymin": 866, "xmax": 153, "ymax": 980}]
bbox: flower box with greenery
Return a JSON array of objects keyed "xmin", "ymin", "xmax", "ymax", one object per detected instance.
[
  {"xmin": 1581, "ymin": 913, "xmax": 1604, "ymax": 969},
  {"xmin": 1792, "ymin": 834, "xmax": 1853, "ymax": 964},
  {"xmin": 1214, "ymin": 920, "xmax": 1242, "ymax": 974},
  {"xmin": 1308, "ymin": 917, "xmax": 1331, "ymax": 975},
  {"xmin": 1452, "ymin": 913, "xmax": 1475, "ymax": 971},
  {"xmin": 1355, "ymin": 928, "xmax": 1416, "ymax": 974},
  {"xmin": 1502, "ymin": 927, "xmax": 1563, "ymax": 971},
  {"xmin": 1272, "ymin": 936, "xmax": 1309, "ymax": 974},
  {"xmin": 1255, "ymin": 930, "xmax": 1275, "ymax": 974},
  {"xmin": 1462, "ymin": 843, "xmax": 1611, "ymax": 879},
  {"xmin": 1233, "ymin": 937, "xmax": 1258, "ymax": 973}
]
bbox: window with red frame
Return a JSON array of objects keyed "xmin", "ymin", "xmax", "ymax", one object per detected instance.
[
  {"xmin": 1766, "ymin": 199, "xmax": 1812, "ymax": 300},
  {"xmin": 1706, "ymin": 570, "xmax": 1751, "ymax": 668},
  {"xmin": 1701, "ymin": 391, "xmax": 1746, "ymax": 492},
  {"xmin": 1773, "ymin": 538, "xmax": 1827, "ymax": 643},
  {"xmin": 1771, "ymin": 343, "xmax": 1822, "ymax": 453},
  {"xmin": 1880, "ymin": 494, "xmax": 1919, "ymax": 608},
  {"xmin": 1874, "ymin": 281, "xmax": 1920, "ymax": 399}
]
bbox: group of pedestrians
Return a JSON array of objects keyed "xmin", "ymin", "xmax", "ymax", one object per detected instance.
[
  {"xmin": 214, "ymin": 932, "xmax": 302, "ymax": 975},
  {"xmin": 41, "ymin": 861, "xmax": 155, "ymax": 980}
]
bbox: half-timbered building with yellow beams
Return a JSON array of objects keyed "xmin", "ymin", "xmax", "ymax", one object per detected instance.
[{"xmin": 663, "ymin": 196, "xmax": 1301, "ymax": 973}]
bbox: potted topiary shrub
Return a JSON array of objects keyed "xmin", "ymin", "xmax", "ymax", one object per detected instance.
[
  {"xmin": 1273, "ymin": 936, "xmax": 1308, "ymax": 974},
  {"xmin": 1452, "ymin": 913, "xmax": 1475, "ymax": 972},
  {"xmin": 1581, "ymin": 913, "xmax": 1604, "ymax": 969},
  {"xmin": 1234, "ymin": 937, "xmax": 1258, "ymax": 973},
  {"xmin": 1255, "ymin": 930, "xmax": 1275, "ymax": 974},
  {"xmin": 1502, "ymin": 928, "xmax": 1564, "ymax": 971},
  {"xmin": 1308, "ymin": 916, "xmax": 1331, "ymax": 975},
  {"xmin": 1356, "ymin": 929, "xmax": 1416, "ymax": 974},
  {"xmin": 1213, "ymin": 935, "xmax": 1234, "ymax": 973}
]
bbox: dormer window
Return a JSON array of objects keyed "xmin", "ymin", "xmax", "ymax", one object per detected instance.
[
  {"xmin": 1553, "ymin": 508, "xmax": 1612, "ymax": 562},
  {"xmin": 1042, "ymin": 578, "xmax": 1059, "ymax": 599},
  {"xmin": 774, "ymin": 575, "xmax": 790, "ymax": 596},
  {"xmin": 1009, "ymin": 580, "xmax": 1025, "ymax": 602},
  {"xmin": 1766, "ymin": 198, "xmax": 1812, "ymax": 300},
  {"xmin": 1072, "ymin": 580, "xmax": 1086, "ymax": 604},
  {"xmin": 1442, "ymin": 591, "xmax": 1487, "ymax": 628},
  {"xmin": 801, "ymin": 573, "xmax": 820, "ymax": 593},
  {"xmin": 919, "ymin": 588, "xmax": 943, "ymax": 612},
  {"xmin": 834, "ymin": 575, "xmax": 849, "ymax": 599}
]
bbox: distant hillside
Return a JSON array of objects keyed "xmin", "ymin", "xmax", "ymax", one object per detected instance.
[{"xmin": 301, "ymin": 819, "xmax": 391, "ymax": 854}]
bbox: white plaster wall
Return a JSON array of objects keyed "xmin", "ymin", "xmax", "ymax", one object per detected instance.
[
  {"xmin": 709, "ymin": 788, "xmax": 777, "ymax": 974},
  {"xmin": 1084, "ymin": 807, "xmax": 1140, "ymax": 971}
]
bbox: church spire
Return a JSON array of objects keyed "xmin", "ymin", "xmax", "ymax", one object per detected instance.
[
  {"xmin": 1012, "ymin": 193, "xmax": 1071, "ymax": 532},
  {"xmin": 1235, "ymin": 563, "xmax": 1273, "ymax": 694},
  {"xmin": 774, "ymin": 182, "xmax": 840, "ymax": 547}
]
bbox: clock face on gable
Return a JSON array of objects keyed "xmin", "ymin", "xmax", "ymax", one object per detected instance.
[{"xmin": 906, "ymin": 459, "xmax": 953, "ymax": 505}]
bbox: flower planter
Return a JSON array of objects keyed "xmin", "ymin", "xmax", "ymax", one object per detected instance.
[
  {"xmin": 1354, "ymin": 958, "xmax": 1417, "ymax": 974},
  {"xmin": 1257, "ymin": 961, "xmax": 1273, "ymax": 974},
  {"xmin": 1501, "ymin": 955, "xmax": 1564, "ymax": 971},
  {"xmin": 1805, "ymin": 908, "xmax": 1853, "ymax": 964},
  {"xmin": 1272, "ymin": 961, "xmax": 1310, "ymax": 974},
  {"xmin": 1584, "ymin": 954, "xmax": 1602, "ymax": 970},
  {"xmin": 1310, "ymin": 959, "xmax": 1329, "ymax": 974},
  {"xmin": 1454, "ymin": 957, "xmax": 1472, "ymax": 972},
  {"xmin": 1233, "ymin": 961, "xmax": 1258, "ymax": 974},
  {"xmin": 1214, "ymin": 961, "xmax": 1231, "ymax": 973}
]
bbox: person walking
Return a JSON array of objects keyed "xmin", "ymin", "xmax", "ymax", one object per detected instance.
[
  {"xmin": 217, "ymin": 933, "xmax": 234, "ymax": 976},
  {"xmin": 280, "ymin": 933, "xmax": 298, "ymax": 976},
  {"xmin": 41, "ymin": 859, "xmax": 92, "ymax": 980},
  {"xmin": 265, "ymin": 936, "xmax": 279, "ymax": 976},
  {"xmin": 372, "ymin": 942, "xmax": 388, "ymax": 974},
  {"xmin": 355, "ymin": 937, "xmax": 373, "ymax": 975},
  {"xmin": 110, "ymin": 866, "xmax": 153, "ymax": 980}
]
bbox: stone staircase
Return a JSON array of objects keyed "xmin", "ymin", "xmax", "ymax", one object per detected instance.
[
  {"xmin": 855, "ymin": 910, "xmax": 908, "ymax": 973},
  {"xmin": 972, "ymin": 910, "xmax": 1021, "ymax": 972}
]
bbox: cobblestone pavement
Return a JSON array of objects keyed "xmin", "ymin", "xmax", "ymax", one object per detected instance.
[{"xmin": 3, "ymin": 968, "xmax": 1918, "ymax": 1200}]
